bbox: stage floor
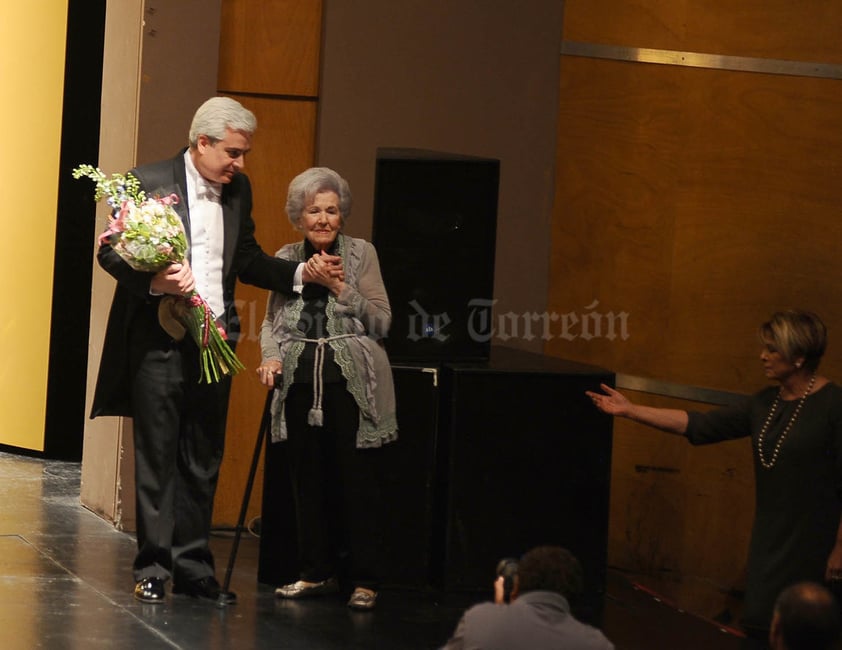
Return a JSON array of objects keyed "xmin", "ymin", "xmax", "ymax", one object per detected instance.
[{"xmin": 0, "ymin": 450, "xmax": 758, "ymax": 649}]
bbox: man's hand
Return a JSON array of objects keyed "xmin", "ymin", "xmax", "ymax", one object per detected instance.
[
  {"xmin": 151, "ymin": 260, "xmax": 195, "ymax": 295},
  {"xmin": 302, "ymin": 250, "xmax": 344, "ymax": 286}
]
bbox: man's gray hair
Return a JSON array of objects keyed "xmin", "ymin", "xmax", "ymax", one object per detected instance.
[{"xmin": 188, "ymin": 96, "xmax": 257, "ymax": 147}]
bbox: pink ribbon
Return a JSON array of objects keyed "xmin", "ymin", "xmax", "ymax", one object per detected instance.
[
  {"xmin": 98, "ymin": 200, "xmax": 132, "ymax": 245},
  {"xmin": 187, "ymin": 294, "xmax": 212, "ymax": 348}
]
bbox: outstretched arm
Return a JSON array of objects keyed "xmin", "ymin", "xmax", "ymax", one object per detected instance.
[{"xmin": 586, "ymin": 383, "xmax": 689, "ymax": 435}]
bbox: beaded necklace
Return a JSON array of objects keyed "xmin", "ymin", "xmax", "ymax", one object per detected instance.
[{"xmin": 756, "ymin": 373, "xmax": 816, "ymax": 470}]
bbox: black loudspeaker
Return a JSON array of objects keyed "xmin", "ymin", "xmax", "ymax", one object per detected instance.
[
  {"xmin": 434, "ymin": 347, "xmax": 614, "ymax": 625},
  {"xmin": 258, "ymin": 365, "xmax": 441, "ymax": 589},
  {"xmin": 372, "ymin": 148, "xmax": 499, "ymax": 363},
  {"xmin": 378, "ymin": 365, "xmax": 440, "ymax": 588}
]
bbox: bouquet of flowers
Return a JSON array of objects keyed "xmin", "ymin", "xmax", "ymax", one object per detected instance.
[{"xmin": 74, "ymin": 164, "xmax": 244, "ymax": 383}]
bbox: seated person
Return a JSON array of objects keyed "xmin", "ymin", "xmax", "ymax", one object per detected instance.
[
  {"xmin": 441, "ymin": 545, "xmax": 614, "ymax": 650},
  {"xmin": 769, "ymin": 582, "xmax": 842, "ymax": 650}
]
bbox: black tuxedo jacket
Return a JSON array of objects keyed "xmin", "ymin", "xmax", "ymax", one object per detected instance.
[{"xmin": 91, "ymin": 150, "xmax": 296, "ymax": 418}]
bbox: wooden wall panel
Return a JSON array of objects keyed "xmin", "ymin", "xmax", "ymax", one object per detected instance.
[
  {"xmin": 671, "ymin": 71, "xmax": 842, "ymax": 390},
  {"xmin": 218, "ymin": 0, "xmax": 322, "ymax": 96},
  {"xmin": 548, "ymin": 56, "xmax": 842, "ymax": 391},
  {"xmin": 552, "ymin": 1, "xmax": 842, "ymax": 623},
  {"xmin": 608, "ymin": 391, "xmax": 753, "ymax": 620},
  {"xmin": 564, "ymin": 0, "xmax": 842, "ymax": 64},
  {"xmin": 212, "ymin": 1, "xmax": 322, "ymax": 527},
  {"xmin": 548, "ymin": 57, "xmax": 680, "ymax": 379},
  {"xmin": 229, "ymin": 95, "xmax": 318, "ymax": 251}
]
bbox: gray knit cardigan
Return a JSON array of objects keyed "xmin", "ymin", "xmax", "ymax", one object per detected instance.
[{"xmin": 259, "ymin": 234, "xmax": 398, "ymax": 448}]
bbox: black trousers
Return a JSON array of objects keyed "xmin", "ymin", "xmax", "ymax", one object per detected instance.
[
  {"xmin": 129, "ymin": 318, "xmax": 231, "ymax": 585},
  {"xmin": 284, "ymin": 382, "xmax": 384, "ymax": 590}
]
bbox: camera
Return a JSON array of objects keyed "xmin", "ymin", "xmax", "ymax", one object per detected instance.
[{"xmin": 495, "ymin": 557, "xmax": 519, "ymax": 603}]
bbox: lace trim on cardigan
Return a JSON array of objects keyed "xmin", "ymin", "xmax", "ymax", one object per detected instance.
[
  {"xmin": 268, "ymin": 242, "xmax": 307, "ymax": 444},
  {"xmin": 328, "ymin": 238, "xmax": 381, "ymax": 428},
  {"xmin": 330, "ymin": 237, "xmax": 392, "ymax": 444}
]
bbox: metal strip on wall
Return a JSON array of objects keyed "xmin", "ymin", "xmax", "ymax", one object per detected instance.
[
  {"xmin": 615, "ymin": 373, "xmax": 745, "ymax": 407},
  {"xmin": 558, "ymin": 40, "xmax": 806, "ymax": 407},
  {"xmin": 561, "ymin": 41, "xmax": 842, "ymax": 80}
]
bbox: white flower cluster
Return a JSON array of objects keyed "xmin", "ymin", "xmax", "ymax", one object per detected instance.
[{"xmin": 112, "ymin": 198, "xmax": 188, "ymax": 272}]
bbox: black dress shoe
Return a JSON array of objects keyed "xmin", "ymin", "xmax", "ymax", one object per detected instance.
[
  {"xmin": 134, "ymin": 577, "xmax": 166, "ymax": 603},
  {"xmin": 173, "ymin": 576, "xmax": 236, "ymax": 604}
]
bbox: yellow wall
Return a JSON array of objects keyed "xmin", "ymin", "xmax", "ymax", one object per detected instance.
[{"xmin": 0, "ymin": 1, "xmax": 68, "ymax": 451}]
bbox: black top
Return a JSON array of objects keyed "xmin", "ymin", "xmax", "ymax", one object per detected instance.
[
  {"xmin": 687, "ymin": 382, "xmax": 842, "ymax": 632},
  {"xmin": 293, "ymin": 238, "xmax": 342, "ymax": 385}
]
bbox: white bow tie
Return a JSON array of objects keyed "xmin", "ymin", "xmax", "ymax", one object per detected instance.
[{"xmin": 196, "ymin": 178, "xmax": 222, "ymax": 201}]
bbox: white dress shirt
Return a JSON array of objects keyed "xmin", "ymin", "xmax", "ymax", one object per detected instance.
[{"xmin": 184, "ymin": 151, "xmax": 226, "ymax": 318}]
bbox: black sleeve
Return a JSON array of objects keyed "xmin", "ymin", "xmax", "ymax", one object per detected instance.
[
  {"xmin": 685, "ymin": 397, "xmax": 752, "ymax": 445},
  {"xmin": 97, "ymin": 243, "xmax": 156, "ymax": 299},
  {"xmin": 237, "ymin": 235, "xmax": 299, "ymax": 295},
  {"xmin": 232, "ymin": 175, "xmax": 298, "ymax": 295}
]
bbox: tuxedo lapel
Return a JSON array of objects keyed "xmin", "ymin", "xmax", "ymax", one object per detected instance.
[
  {"xmin": 221, "ymin": 180, "xmax": 240, "ymax": 281},
  {"xmin": 171, "ymin": 157, "xmax": 192, "ymax": 260}
]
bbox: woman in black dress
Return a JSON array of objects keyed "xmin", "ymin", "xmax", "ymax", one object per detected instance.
[{"xmin": 587, "ymin": 310, "xmax": 842, "ymax": 639}]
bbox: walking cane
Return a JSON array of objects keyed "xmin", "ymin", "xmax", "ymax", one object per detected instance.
[{"xmin": 217, "ymin": 385, "xmax": 275, "ymax": 607}]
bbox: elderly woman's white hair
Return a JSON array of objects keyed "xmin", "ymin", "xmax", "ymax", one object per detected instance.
[
  {"xmin": 188, "ymin": 97, "xmax": 257, "ymax": 147},
  {"xmin": 286, "ymin": 167, "xmax": 352, "ymax": 227}
]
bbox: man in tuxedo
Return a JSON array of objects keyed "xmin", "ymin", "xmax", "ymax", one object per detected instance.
[{"xmin": 91, "ymin": 96, "xmax": 340, "ymax": 604}]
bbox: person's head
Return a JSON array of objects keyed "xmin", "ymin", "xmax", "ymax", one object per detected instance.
[
  {"xmin": 769, "ymin": 582, "xmax": 841, "ymax": 650},
  {"xmin": 188, "ymin": 96, "xmax": 257, "ymax": 184},
  {"xmin": 759, "ymin": 310, "xmax": 827, "ymax": 378},
  {"xmin": 513, "ymin": 546, "xmax": 583, "ymax": 601},
  {"xmin": 286, "ymin": 167, "xmax": 352, "ymax": 251}
]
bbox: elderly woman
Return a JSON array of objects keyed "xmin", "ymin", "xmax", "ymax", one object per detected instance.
[
  {"xmin": 257, "ymin": 167, "xmax": 397, "ymax": 611},
  {"xmin": 587, "ymin": 310, "xmax": 842, "ymax": 640}
]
